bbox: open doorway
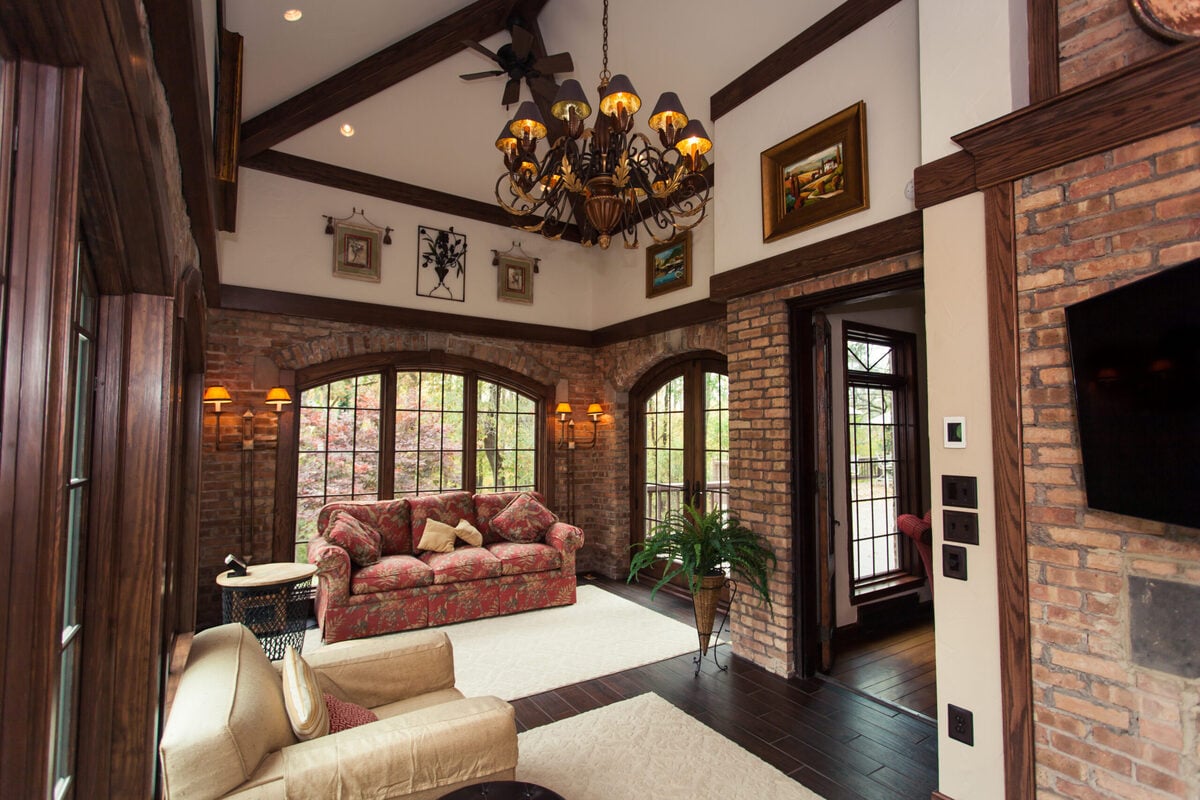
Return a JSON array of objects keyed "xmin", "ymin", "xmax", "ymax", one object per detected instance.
[{"xmin": 791, "ymin": 273, "xmax": 935, "ymax": 719}]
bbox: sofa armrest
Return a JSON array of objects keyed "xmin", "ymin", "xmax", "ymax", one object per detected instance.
[
  {"xmin": 306, "ymin": 630, "xmax": 455, "ymax": 708},
  {"xmin": 308, "ymin": 536, "xmax": 350, "ymax": 604},
  {"xmin": 545, "ymin": 521, "xmax": 584, "ymax": 554},
  {"xmin": 280, "ymin": 696, "xmax": 517, "ymax": 800}
]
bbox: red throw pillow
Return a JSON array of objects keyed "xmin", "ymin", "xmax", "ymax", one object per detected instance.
[
  {"xmin": 324, "ymin": 693, "xmax": 378, "ymax": 733},
  {"xmin": 490, "ymin": 492, "xmax": 557, "ymax": 543},
  {"xmin": 325, "ymin": 512, "xmax": 382, "ymax": 567}
]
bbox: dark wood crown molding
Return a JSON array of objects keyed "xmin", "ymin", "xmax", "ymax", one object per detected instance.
[
  {"xmin": 913, "ymin": 150, "xmax": 976, "ymax": 210},
  {"xmin": 591, "ymin": 299, "xmax": 727, "ymax": 347},
  {"xmin": 239, "ymin": 0, "xmax": 549, "ymax": 159},
  {"xmin": 710, "ymin": 0, "xmax": 903, "ymax": 121},
  {"xmin": 709, "ymin": 211, "xmax": 923, "ymax": 302},
  {"xmin": 242, "ymin": 149, "xmax": 581, "ymax": 242}
]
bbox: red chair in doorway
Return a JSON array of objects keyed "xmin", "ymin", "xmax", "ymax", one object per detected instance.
[{"xmin": 897, "ymin": 511, "xmax": 934, "ymax": 593}]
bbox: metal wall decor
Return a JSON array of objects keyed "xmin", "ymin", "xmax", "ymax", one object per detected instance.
[
  {"xmin": 325, "ymin": 208, "xmax": 392, "ymax": 282},
  {"xmin": 416, "ymin": 225, "xmax": 467, "ymax": 301}
]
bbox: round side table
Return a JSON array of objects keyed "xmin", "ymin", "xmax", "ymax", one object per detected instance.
[
  {"xmin": 217, "ymin": 562, "xmax": 317, "ymax": 660},
  {"xmin": 437, "ymin": 781, "xmax": 565, "ymax": 800}
]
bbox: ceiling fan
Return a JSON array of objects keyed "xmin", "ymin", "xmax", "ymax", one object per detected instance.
[{"xmin": 460, "ymin": 19, "xmax": 574, "ymax": 107}]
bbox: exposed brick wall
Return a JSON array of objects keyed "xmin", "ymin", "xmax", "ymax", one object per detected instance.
[
  {"xmin": 725, "ymin": 253, "xmax": 924, "ymax": 675},
  {"xmin": 198, "ymin": 308, "xmax": 724, "ymax": 627},
  {"xmin": 1016, "ymin": 123, "xmax": 1200, "ymax": 799},
  {"xmin": 1058, "ymin": 0, "xmax": 1170, "ymax": 91}
]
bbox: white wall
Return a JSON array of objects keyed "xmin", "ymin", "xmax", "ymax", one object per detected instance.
[{"xmin": 713, "ymin": 0, "xmax": 920, "ymax": 274}]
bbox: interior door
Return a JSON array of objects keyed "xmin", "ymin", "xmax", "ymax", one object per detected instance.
[{"xmin": 813, "ymin": 313, "xmax": 837, "ymax": 672}]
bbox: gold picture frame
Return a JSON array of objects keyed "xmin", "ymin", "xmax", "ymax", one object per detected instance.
[
  {"xmin": 333, "ymin": 221, "xmax": 382, "ymax": 282},
  {"xmin": 497, "ymin": 255, "xmax": 534, "ymax": 303},
  {"xmin": 645, "ymin": 231, "xmax": 693, "ymax": 298},
  {"xmin": 761, "ymin": 101, "xmax": 868, "ymax": 243}
]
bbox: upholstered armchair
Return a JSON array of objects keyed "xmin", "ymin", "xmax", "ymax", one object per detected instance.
[
  {"xmin": 159, "ymin": 624, "xmax": 517, "ymax": 799},
  {"xmin": 897, "ymin": 511, "xmax": 934, "ymax": 593}
]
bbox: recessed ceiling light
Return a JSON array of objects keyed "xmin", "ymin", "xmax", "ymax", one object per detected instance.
[
  {"xmin": 283, "ymin": 9, "xmax": 302, "ymax": 22},
  {"xmin": 339, "ymin": 123, "xmax": 355, "ymax": 137}
]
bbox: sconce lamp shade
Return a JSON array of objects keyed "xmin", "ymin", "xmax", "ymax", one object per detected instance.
[
  {"xmin": 203, "ymin": 385, "xmax": 232, "ymax": 410},
  {"xmin": 587, "ymin": 403, "xmax": 603, "ymax": 420},
  {"xmin": 265, "ymin": 387, "xmax": 293, "ymax": 411},
  {"xmin": 555, "ymin": 402, "xmax": 573, "ymax": 419}
]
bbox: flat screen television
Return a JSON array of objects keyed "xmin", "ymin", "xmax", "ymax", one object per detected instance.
[{"xmin": 1065, "ymin": 257, "xmax": 1200, "ymax": 530}]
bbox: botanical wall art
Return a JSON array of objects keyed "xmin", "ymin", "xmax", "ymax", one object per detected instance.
[
  {"xmin": 760, "ymin": 101, "xmax": 868, "ymax": 243},
  {"xmin": 497, "ymin": 255, "xmax": 534, "ymax": 303},
  {"xmin": 645, "ymin": 231, "xmax": 692, "ymax": 298},
  {"xmin": 416, "ymin": 225, "xmax": 467, "ymax": 301},
  {"xmin": 332, "ymin": 220, "xmax": 383, "ymax": 282}
]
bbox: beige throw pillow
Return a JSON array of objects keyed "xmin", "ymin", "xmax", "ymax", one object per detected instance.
[
  {"xmin": 455, "ymin": 519, "xmax": 483, "ymax": 547},
  {"xmin": 417, "ymin": 518, "xmax": 458, "ymax": 553},
  {"xmin": 281, "ymin": 646, "xmax": 329, "ymax": 741}
]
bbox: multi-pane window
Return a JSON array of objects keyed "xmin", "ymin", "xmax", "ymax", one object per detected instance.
[
  {"xmin": 294, "ymin": 365, "xmax": 543, "ymax": 561},
  {"xmin": 844, "ymin": 325, "xmax": 920, "ymax": 589},
  {"xmin": 703, "ymin": 371, "xmax": 730, "ymax": 513},
  {"xmin": 644, "ymin": 376, "xmax": 686, "ymax": 531}
]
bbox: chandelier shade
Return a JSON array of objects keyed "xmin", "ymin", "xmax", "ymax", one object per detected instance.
[{"xmin": 493, "ymin": 0, "xmax": 713, "ymax": 250}]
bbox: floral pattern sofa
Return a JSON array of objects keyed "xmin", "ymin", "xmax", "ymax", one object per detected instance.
[{"xmin": 308, "ymin": 490, "xmax": 584, "ymax": 643}]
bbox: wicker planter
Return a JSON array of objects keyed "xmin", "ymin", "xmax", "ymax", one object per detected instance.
[{"xmin": 692, "ymin": 572, "xmax": 726, "ymax": 656}]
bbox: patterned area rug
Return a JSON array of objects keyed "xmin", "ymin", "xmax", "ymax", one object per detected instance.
[
  {"xmin": 304, "ymin": 585, "xmax": 718, "ymax": 700},
  {"xmin": 517, "ymin": 693, "xmax": 824, "ymax": 800}
]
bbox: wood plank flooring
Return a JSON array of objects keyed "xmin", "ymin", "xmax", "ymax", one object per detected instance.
[
  {"xmin": 827, "ymin": 620, "xmax": 938, "ymax": 719},
  {"xmin": 511, "ymin": 577, "xmax": 938, "ymax": 800}
]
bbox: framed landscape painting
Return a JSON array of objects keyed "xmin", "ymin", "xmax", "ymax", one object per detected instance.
[
  {"xmin": 761, "ymin": 101, "xmax": 868, "ymax": 243},
  {"xmin": 646, "ymin": 231, "xmax": 692, "ymax": 298}
]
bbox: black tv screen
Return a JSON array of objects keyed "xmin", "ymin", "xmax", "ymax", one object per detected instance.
[{"xmin": 1065, "ymin": 258, "xmax": 1200, "ymax": 530}]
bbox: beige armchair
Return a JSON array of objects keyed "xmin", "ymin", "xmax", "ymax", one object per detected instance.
[{"xmin": 159, "ymin": 624, "xmax": 517, "ymax": 800}]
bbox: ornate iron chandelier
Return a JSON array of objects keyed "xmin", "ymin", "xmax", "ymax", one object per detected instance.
[{"xmin": 494, "ymin": 0, "xmax": 713, "ymax": 249}]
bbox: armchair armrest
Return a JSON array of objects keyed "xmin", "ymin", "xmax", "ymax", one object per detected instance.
[
  {"xmin": 545, "ymin": 521, "xmax": 584, "ymax": 554},
  {"xmin": 281, "ymin": 696, "xmax": 517, "ymax": 800},
  {"xmin": 306, "ymin": 630, "xmax": 455, "ymax": 708},
  {"xmin": 308, "ymin": 536, "xmax": 350, "ymax": 604}
]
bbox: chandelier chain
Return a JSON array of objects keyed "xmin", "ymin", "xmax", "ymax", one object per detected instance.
[{"xmin": 599, "ymin": 0, "xmax": 610, "ymax": 88}]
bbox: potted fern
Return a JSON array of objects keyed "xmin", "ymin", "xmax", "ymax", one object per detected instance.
[{"xmin": 627, "ymin": 503, "xmax": 777, "ymax": 659}]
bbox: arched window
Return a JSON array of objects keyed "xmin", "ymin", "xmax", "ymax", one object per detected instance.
[{"xmin": 289, "ymin": 356, "xmax": 551, "ymax": 561}]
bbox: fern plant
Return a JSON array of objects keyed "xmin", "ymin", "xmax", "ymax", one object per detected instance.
[{"xmin": 627, "ymin": 503, "xmax": 777, "ymax": 606}]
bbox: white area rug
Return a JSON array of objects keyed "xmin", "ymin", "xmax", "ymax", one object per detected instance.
[
  {"xmin": 517, "ymin": 693, "xmax": 824, "ymax": 800},
  {"xmin": 304, "ymin": 585, "xmax": 715, "ymax": 700}
]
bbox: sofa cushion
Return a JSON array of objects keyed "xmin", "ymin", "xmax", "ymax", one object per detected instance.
[
  {"xmin": 490, "ymin": 492, "xmax": 557, "ymax": 543},
  {"xmin": 416, "ymin": 518, "xmax": 458, "ymax": 553},
  {"xmin": 325, "ymin": 513, "xmax": 382, "ymax": 567},
  {"xmin": 419, "ymin": 548, "xmax": 502, "ymax": 584},
  {"xmin": 318, "ymin": 498, "xmax": 412, "ymax": 556},
  {"xmin": 349, "ymin": 555, "xmax": 434, "ymax": 594},
  {"xmin": 159, "ymin": 624, "xmax": 297, "ymax": 800},
  {"xmin": 409, "ymin": 491, "xmax": 476, "ymax": 552},
  {"xmin": 473, "ymin": 491, "xmax": 545, "ymax": 545},
  {"xmin": 325, "ymin": 693, "xmax": 378, "ymax": 733},
  {"xmin": 455, "ymin": 519, "xmax": 483, "ymax": 546},
  {"xmin": 485, "ymin": 541, "xmax": 562, "ymax": 576},
  {"xmin": 281, "ymin": 647, "xmax": 329, "ymax": 741}
]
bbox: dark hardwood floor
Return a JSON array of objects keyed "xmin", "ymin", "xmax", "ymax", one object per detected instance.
[
  {"xmin": 827, "ymin": 619, "xmax": 938, "ymax": 719},
  {"xmin": 510, "ymin": 576, "xmax": 939, "ymax": 800}
]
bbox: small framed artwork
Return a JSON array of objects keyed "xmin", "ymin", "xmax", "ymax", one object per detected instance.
[
  {"xmin": 333, "ymin": 221, "xmax": 382, "ymax": 282},
  {"xmin": 761, "ymin": 101, "xmax": 869, "ymax": 243},
  {"xmin": 497, "ymin": 255, "xmax": 534, "ymax": 303},
  {"xmin": 416, "ymin": 225, "xmax": 467, "ymax": 301},
  {"xmin": 645, "ymin": 231, "xmax": 692, "ymax": 298}
]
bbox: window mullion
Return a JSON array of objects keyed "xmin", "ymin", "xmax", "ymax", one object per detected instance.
[
  {"xmin": 379, "ymin": 368, "xmax": 396, "ymax": 499},
  {"xmin": 464, "ymin": 372, "xmax": 478, "ymax": 493}
]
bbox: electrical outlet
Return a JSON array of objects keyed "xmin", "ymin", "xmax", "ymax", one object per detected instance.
[
  {"xmin": 947, "ymin": 704, "xmax": 974, "ymax": 746},
  {"xmin": 941, "ymin": 475, "xmax": 978, "ymax": 508},
  {"xmin": 943, "ymin": 510, "xmax": 980, "ymax": 545},
  {"xmin": 943, "ymin": 544, "xmax": 968, "ymax": 580}
]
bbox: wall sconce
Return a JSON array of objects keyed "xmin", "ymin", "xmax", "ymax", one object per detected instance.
[
  {"xmin": 203, "ymin": 385, "xmax": 233, "ymax": 448},
  {"xmin": 555, "ymin": 401, "xmax": 605, "ymax": 450},
  {"xmin": 265, "ymin": 386, "xmax": 293, "ymax": 411},
  {"xmin": 203, "ymin": 385, "xmax": 293, "ymax": 451}
]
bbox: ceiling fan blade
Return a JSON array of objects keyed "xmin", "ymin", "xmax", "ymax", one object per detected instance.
[
  {"xmin": 528, "ymin": 76, "xmax": 559, "ymax": 104},
  {"xmin": 509, "ymin": 24, "xmax": 535, "ymax": 59},
  {"xmin": 502, "ymin": 78, "xmax": 522, "ymax": 106},
  {"xmin": 533, "ymin": 52, "xmax": 573, "ymax": 75},
  {"xmin": 460, "ymin": 39, "xmax": 500, "ymax": 62},
  {"xmin": 460, "ymin": 69, "xmax": 505, "ymax": 80}
]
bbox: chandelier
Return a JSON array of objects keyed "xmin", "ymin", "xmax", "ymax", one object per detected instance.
[{"xmin": 494, "ymin": 0, "xmax": 713, "ymax": 249}]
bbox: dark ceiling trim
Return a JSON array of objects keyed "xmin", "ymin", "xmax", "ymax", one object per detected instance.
[
  {"xmin": 144, "ymin": 0, "xmax": 222, "ymax": 304},
  {"xmin": 220, "ymin": 285, "xmax": 594, "ymax": 348},
  {"xmin": 709, "ymin": 0, "xmax": 903, "ymax": 121},
  {"xmin": 709, "ymin": 211, "xmax": 923, "ymax": 302},
  {"xmin": 591, "ymin": 298, "xmax": 727, "ymax": 348},
  {"xmin": 239, "ymin": 0, "xmax": 550, "ymax": 159},
  {"xmin": 242, "ymin": 149, "xmax": 581, "ymax": 242},
  {"xmin": 913, "ymin": 150, "xmax": 976, "ymax": 210}
]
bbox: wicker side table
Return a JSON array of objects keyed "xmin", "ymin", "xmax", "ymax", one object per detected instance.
[{"xmin": 217, "ymin": 562, "xmax": 318, "ymax": 660}]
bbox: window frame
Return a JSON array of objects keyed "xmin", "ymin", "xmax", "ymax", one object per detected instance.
[
  {"xmin": 841, "ymin": 322, "xmax": 924, "ymax": 603},
  {"xmin": 274, "ymin": 352, "xmax": 555, "ymax": 562}
]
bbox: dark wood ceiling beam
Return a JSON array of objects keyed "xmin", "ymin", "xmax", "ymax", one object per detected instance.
[
  {"xmin": 242, "ymin": 149, "xmax": 581, "ymax": 242},
  {"xmin": 709, "ymin": 0, "xmax": 903, "ymax": 121},
  {"xmin": 239, "ymin": 0, "xmax": 551, "ymax": 159}
]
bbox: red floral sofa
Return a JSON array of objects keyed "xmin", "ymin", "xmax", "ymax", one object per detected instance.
[{"xmin": 307, "ymin": 490, "xmax": 583, "ymax": 643}]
